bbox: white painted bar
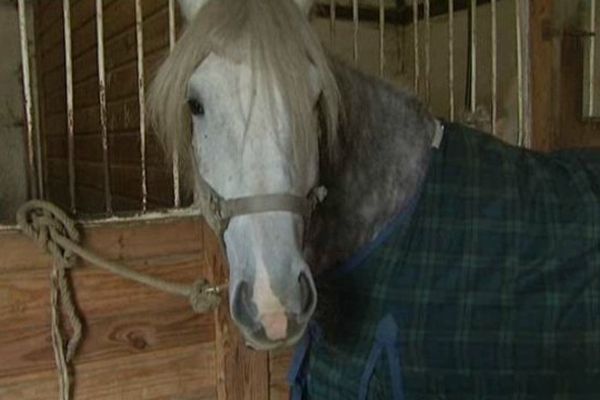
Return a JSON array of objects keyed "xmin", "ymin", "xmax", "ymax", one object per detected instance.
[
  {"xmin": 135, "ymin": 0, "xmax": 148, "ymax": 211},
  {"xmin": 413, "ymin": 0, "xmax": 419, "ymax": 93},
  {"xmin": 469, "ymin": 0, "xmax": 477, "ymax": 113},
  {"xmin": 353, "ymin": 0, "xmax": 359, "ymax": 64},
  {"xmin": 63, "ymin": 0, "xmax": 76, "ymax": 212},
  {"xmin": 169, "ymin": 0, "xmax": 181, "ymax": 208},
  {"xmin": 379, "ymin": 0, "xmax": 385, "ymax": 77},
  {"xmin": 330, "ymin": 0, "xmax": 336, "ymax": 47},
  {"xmin": 491, "ymin": 0, "xmax": 497, "ymax": 135},
  {"xmin": 17, "ymin": 0, "xmax": 36, "ymax": 199},
  {"xmin": 96, "ymin": 0, "xmax": 112, "ymax": 214},
  {"xmin": 424, "ymin": 0, "xmax": 431, "ymax": 102},
  {"xmin": 448, "ymin": 0, "xmax": 455, "ymax": 121},
  {"xmin": 515, "ymin": 0, "xmax": 524, "ymax": 146},
  {"xmin": 586, "ymin": 0, "xmax": 597, "ymax": 117}
]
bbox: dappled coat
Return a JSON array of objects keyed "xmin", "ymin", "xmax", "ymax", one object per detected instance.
[{"xmin": 290, "ymin": 123, "xmax": 600, "ymax": 399}]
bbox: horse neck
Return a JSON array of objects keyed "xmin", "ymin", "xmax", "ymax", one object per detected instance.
[{"xmin": 305, "ymin": 59, "xmax": 437, "ymax": 274}]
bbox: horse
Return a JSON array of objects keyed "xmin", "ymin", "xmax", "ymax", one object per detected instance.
[{"xmin": 148, "ymin": 0, "xmax": 600, "ymax": 398}]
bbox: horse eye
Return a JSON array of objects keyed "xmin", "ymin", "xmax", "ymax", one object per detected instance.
[{"xmin": 187, "ymin": 99, "xmax": 205, "ymax": 116}]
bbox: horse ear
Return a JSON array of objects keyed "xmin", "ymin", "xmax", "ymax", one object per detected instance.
[
  {"xmin": 178, "ymin": 0, "xmax": 209, "ymax": 22},
  {"xmin": 293, "ymin": 0, "xmax": 314, "ymax": 15}
]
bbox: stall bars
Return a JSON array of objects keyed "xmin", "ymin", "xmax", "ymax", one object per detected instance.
[{"xmin": 17, "ymin": 0, "xmax": 533, "ymax": 217}]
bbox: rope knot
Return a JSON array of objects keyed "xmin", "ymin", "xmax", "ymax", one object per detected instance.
[
  {"xmin": 17, "ymin": 200, "xmax": 81, "ymax": 269},
  {"xmin": 189, "ymin": 279, "xmax": 222, "ymax": 313}
]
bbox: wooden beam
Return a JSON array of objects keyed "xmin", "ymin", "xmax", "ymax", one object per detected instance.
[
  {"xmin": 204, "ymin": 229, "xmax": 270, "ymax": 400},
  {"xmin": 529, "ymin": 0, "xmax": 557, "ymax": 151}
]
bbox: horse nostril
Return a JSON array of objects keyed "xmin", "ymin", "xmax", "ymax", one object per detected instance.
[
  {"xmin": 233, "ymin": 282, "xmax": 258, "ymax": 329},
  {"xmin": 298, "ymin": 271, "xmax": 316, "ymax": 316}
]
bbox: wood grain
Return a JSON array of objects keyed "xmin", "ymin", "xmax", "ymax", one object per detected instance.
[
  {"xmin": 0, "ymin": 218, "xmax": 223, "ymax": 399},
  {"xmin": 269, "ymin": 350, "xmax": 294, "ymax": 400},
  {"xmin": 530, "ymin": 0, "xmax": 558, "ymax": 151},
  {"xmin": 0, "ymin": 343, "xmax": 217, "ymax": 400},
  {"xmin": 203, "ymin": 229, "xmax": 271, "ymax": 400}
]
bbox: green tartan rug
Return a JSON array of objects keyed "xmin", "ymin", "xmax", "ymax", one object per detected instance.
[{"xmin": 290, "ymin": 123, "xmax": 600, "ymax": 399}]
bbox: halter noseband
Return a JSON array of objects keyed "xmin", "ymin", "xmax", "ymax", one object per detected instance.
[{"xmin": 196, "ymin": 175, "xmax": 327, "ymax": 237}]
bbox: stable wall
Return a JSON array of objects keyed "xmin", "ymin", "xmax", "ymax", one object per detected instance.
[
  {"xmin": 0, "ymin": 218, "xmax": 291, "ymax": 399},
  {"xmin": 35, "ymin": 0, "xmax": 177, "ymax": 215},
  {"xmin": 0, "ymin": 0, "xmax": 28, "ymax": 223}
]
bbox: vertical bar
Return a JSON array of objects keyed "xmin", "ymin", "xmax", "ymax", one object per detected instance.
[
  {"xmin": 96, "ymin": 0, "xmax": 112, "ymax": 214},
  {"xmin": 379, "ymin": 0, "xmax": 385, "ymax": 77},
  {"xmin": 330, "ymin": 0, "xmax": 336, "ymax": 47},
  {"xmin": 63, "ymin": 0, "xmax": 76, "ymax": 212},
  {"xmin": 27, "ymin": 5, "xmax": 44, "ymax": 199},
  {"xmin": 491, "ymin": 0, "xmax": 497, "ymax": 135},
  {"xmin": 448, "ymin": 0, "xmax": 455, "ymax": 121},
  {"xmin": 520, "ymin": 1, "xmax": 532, "ymax": 148},
  {"xmin": 413, "ymin": 0, "xmax": 419, "ymax": 93},
  {"xmin": 469, "ymin": 0, "xmax": 477, "ymax": 113},
  {"xmin": 135, "ymin": 0, "xmax": 148, "ymax": 211},
  {"xmin": 169, "ymin": 0, "xmax": 181, "ymax": 208},
  {"xmin": 353, "ymin": 0, "xmax": 359, "ymax": 64},
  {"xmin": 587, "ymin": 0, "xmax": 596, "ymax": 116},
  {"xmin": 17, "ymin": 0, "xmax": 37, "ymax": 199},
  {"xmin": 424, "ymin": 0, "xmax": 431, "ymax": 103},
  {"xmin": 515, "ymin": 0, "xmax": 525, "ymax": 146}
]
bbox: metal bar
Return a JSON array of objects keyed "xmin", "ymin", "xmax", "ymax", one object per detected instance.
[
  {"xmin": 96, "ymin": 0, "xmax": 112, "ymax": 214},
  {"xmin": 314, "ymin": 1, "xmax": 500, "ymax": 27},
  {"xmin": 520, "ymin": 1, "xmax": 532, "ymax": 148},
  {"xmin": 379, "ymin": 0, "xmax": 385, "ymax": 77},
  {"xmin": 469, "ymin": 0, "xmax": 477, "ymax": 113},
  {"xmin": 515, "ymin": 0, "xmax": 524, "ymax": 146},
  {"xmin": 17, "ymin": 0, "xmax": 37, "ymax": 199},
  {"xmin": 491, "ymin": 0, "xmax": 497, "ymax": 135},
  {"xmin": 424, "ymin": 0, "xmax": 431, "ymax": 103},
  {"xmin": 449, "ymin": 0, "xmax": 455, "ymax": 121},
  {"xmin": 413, "ymin": 0, "xmax": 419, "ymax": 93},
  {"xmin": 28, "ymin": 5, "xmax": 44, "ymax": 199},
  {"xmin": 587, "ymin": 0, "xmax": 596, "ymax": 116},
  {"xmin": 63, "ymin": 0, "xmax": 76, "ymax": 212},
  {"xmin": 330, "ymin": 0, "xmax": 336, "ymax": 47},
  {"xmin": 168, "ymin": 0, "xmax": 181, "ymax": 208},
  {"xmin": 353, "ymin": 0, "xmax": 359, "ymax": 64},
  {"xmin": 135, "ymin": 0, "xmax": 148, "ymax": 212}
]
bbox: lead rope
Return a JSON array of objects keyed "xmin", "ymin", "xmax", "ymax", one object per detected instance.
[{"xmin": 16, "ymin": 200, "xmax": 226, "ymax": 400}]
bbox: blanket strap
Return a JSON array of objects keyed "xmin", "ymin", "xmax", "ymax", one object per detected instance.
[{"xmin": 358, "ymin": 314, "xmax": 404, "ymax": 400}]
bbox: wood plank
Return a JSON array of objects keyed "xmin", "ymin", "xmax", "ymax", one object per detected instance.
[
  {"xmin": 0, "ymin": 218, "xmax": 207, "ymax": 329},
  {"xmin": 0, "ymin": 219, "xmax": 222, "ymax": 399},
  {"xmin": 269, "ymin": 350, "xmax": 294, "ymax": 400},
  {"xmin": 203, "ymin": 229, "xmax": 270, "ymax": 400},
  {"xmin": 0, "ymin": 307, "xmax": 214, "ymax": 380},
  {"xmin": 555, "ymin": 33, "xmax": 600, "ymax": 149},
  {"xmin": 530, "ymin": 0, "xmax": 557, "ymax": 151},
  {"xmin": 0, "ymin": 343, "xmax": 217, "ymax": 400}
]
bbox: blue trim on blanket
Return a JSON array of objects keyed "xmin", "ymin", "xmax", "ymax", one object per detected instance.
[
  {"xmin": 332, "ymin": 123, "xmax": 444, "ymax": 278},
  {"xmin": 288, "ymin": 322, "xmax": 323, "ymax": 400},
  {"xmin": 359, "ymin": 315, "xmax": 404, "ymax": 400},
  {"xmin": 333, "ymin": 190, "xmax": 422, "ymax": 278},
  {"xmin": 289, "ymin": 123, "xmax": 445, "ymax": 399}
]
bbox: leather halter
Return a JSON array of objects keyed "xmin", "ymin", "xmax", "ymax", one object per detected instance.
[
  {"xmin": 197, "ymin": 119, "xmax": 444, "ymax": 238},
  {"xmin": 195, "ymin": 174, "xmax": 328, "ymax": 237}
]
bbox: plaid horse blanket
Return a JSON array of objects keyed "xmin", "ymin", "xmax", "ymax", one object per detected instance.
[{"xmin": 289, "ymin": 123, "xmax": 600, "ymax": 399}]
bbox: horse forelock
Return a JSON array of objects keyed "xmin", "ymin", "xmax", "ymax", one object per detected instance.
[{"xmin": 147, "ymin": 0, "xmax": 340, "ymax": 190}]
